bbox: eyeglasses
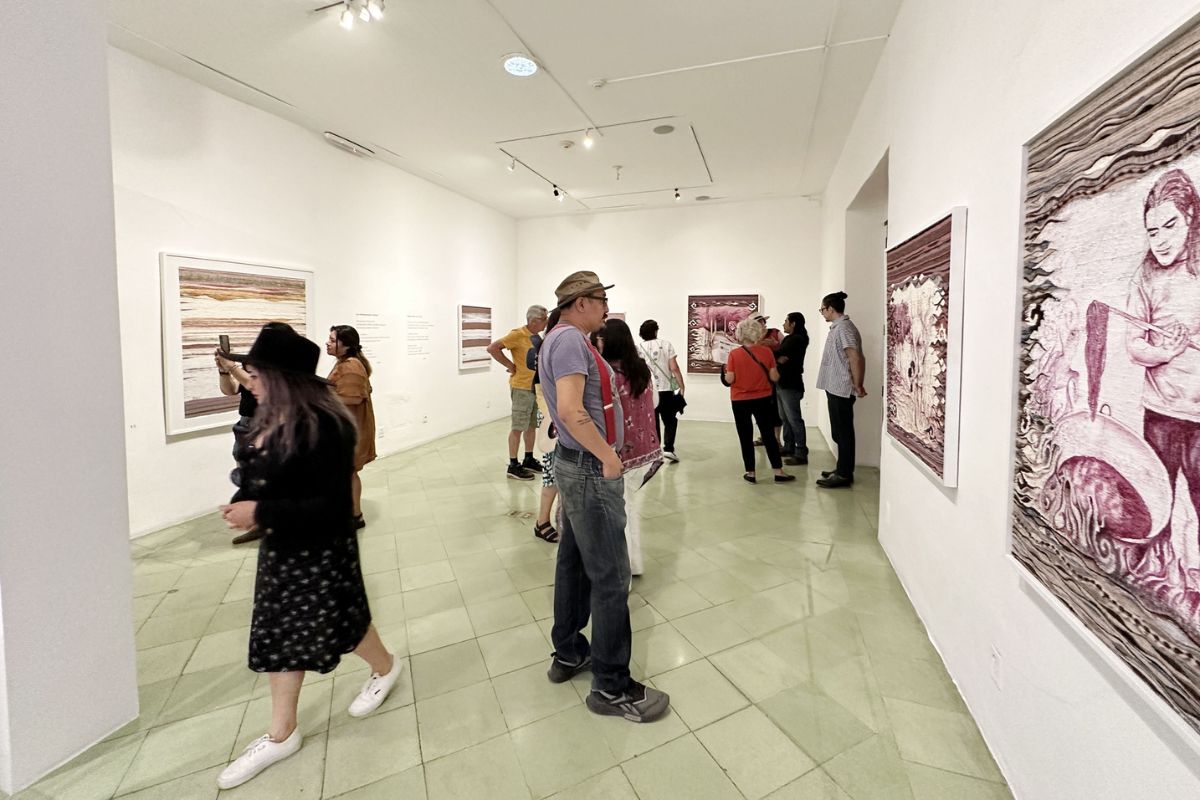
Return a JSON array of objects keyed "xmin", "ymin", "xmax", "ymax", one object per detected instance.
[{"xmin": 586, "ymin": 294, "xmax": 609, "ymax": 304}]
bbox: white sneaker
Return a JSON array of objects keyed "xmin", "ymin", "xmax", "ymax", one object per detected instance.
[
  {"xmin": 216, "ymin": 727, "xmax": 302, "ymax": 789},
  {"xmin": 663, "ymin": 451, "xmax": 679, "ymax": 463},
  {"xmin": 348, "ymin": 656, "xmax": 404, "ymax": 718}
]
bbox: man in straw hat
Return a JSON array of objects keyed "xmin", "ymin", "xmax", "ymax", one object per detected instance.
[{"xmin": 537, "ymin": 270, "xmax": 670, "ymax": 723}]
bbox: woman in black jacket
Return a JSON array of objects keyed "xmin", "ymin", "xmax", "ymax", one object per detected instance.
[
  {"xmin": 215, "ymin": 324, "xmax": 403, "ymax": 790},
  {"xmin": 775, "ymin": 312, "xmax": 810, "ymax": 465}
]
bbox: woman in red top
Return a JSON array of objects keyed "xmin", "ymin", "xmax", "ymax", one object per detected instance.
[{"xmin": 725, "ymin": 317, "xmax": 795, "ymax": 483}]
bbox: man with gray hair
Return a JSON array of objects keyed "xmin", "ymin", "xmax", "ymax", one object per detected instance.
[{"xmin": 488, "ymin": 304, "xmax": 549, "ymax": 480}]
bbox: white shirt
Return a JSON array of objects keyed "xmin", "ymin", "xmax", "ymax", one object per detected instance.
[{"xmin": 639, "ymin": 338, "xmax": 677, "ymax": 393}]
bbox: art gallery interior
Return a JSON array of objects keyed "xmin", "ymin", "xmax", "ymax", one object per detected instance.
[{"xmin": 5, "ymin": 0, "xmax": 1200, "ymax": 797}]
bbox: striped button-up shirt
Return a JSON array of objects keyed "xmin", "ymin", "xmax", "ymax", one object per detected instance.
[{"xmin": 815, "ymin": 315, "xmax": 863, "ymax": 398}]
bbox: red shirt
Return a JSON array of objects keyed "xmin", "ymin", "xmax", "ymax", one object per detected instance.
[{"xmin": 727, "ymin": 345, "xmax": 776, "ymax": 401}]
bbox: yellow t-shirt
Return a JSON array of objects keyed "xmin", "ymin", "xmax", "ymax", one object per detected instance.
[{"xmin": 500, "ymin": 326, "xmax": 535, "ymax": 390}]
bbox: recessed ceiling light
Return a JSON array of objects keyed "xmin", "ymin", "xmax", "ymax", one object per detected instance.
[
  {"xmin": 653, "ymin": 125, "xmax": 675, "ymax": 135},
  {"xmin": 502, "ymin": 54, "xmax": 539, "ymax": 77}
]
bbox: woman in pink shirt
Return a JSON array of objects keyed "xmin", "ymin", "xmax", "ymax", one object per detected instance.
[{"xmin": 601, "ymin": 319, "xmax": 662, "ymax": 576}]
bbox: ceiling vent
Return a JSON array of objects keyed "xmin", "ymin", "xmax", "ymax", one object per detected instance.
[{"xmin": 323, "ymin": 131, "xmax": 375, "ymax": 158}]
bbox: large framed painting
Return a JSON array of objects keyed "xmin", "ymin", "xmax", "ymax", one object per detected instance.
[
  {"xmin": 1014, "ymin": 18, "xmax": 1200, "ymax": 738},
  {"xmin": 160, "ymin": 254, "xmax": 313, "ymax": 435},
  {"xmin": 886, "ymin": 208, "xmax": 967, "ymax": 486},
  {"xmin": 458, "ymin": 305, "xmax": 492, "ymax": 369},
  {"xmin": 687, "ymin": 294, "xmax": 761, "ymax": 374}
]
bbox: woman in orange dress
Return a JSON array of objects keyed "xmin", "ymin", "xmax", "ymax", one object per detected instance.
[{"xmin": 327, "ymin": 325, "xmax": 377, "ymax": 528}]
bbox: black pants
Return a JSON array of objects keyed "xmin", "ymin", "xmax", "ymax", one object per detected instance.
[
  {"xmin": 827, "ymin": 392, "xmax": 856, "ymax": 479},
  {"xmin": 655, "ymin": 391, "xmax": 679, "ymax": 451},
  {"xmin": 732, "ymin": 396, "xmax": 782, "ymax": 472}
]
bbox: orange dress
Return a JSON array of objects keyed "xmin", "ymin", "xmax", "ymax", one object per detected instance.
[{"xmin": 328, "ymin": 358, "xmax": 377, "ymax": 470}]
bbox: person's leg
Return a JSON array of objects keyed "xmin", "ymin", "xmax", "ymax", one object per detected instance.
[
  {"xmin": 523, "ymin": 426, "xmax": 536, "ymax": 456},
  {"xmin": 352, "ymin": 624, "xmax": 394, "ymax": 675},
  {"xmin": 778, "ymin": 391, "xmax": 795, "ymax": 455},
  {"xmin": 660, "ymin": 392, "xmax": 679, "ymax": 453},
  {"xmin": 732, "ymin": 400, "xmax": 756, "ymax": 474},
  {"xmin": 754, "ymin": 397, "xmax": 785, "ymax": 471},
  {"xmin": 537, "ymin": 485, "xmax": 558, "ymax": 526},
  {"xmin": 837, "ymin": 396, "xmax": 857, "ymax": 480},
  {"xmin": 350, "ymin": 470, "xmax": 363, "ymax": 517},
  {"xmin": 624, "ymin": 465, "xmax": 646, "ymax": 576},
  {"xmin": 654, "ymin": 392, "xmax": 666, "ymax": 445},
  {"xmin": 795, "ymin": 391, "xmax": 809, "ymax": 459},
  {"xmin": 826, "ymin": 391, "xmax": 841, "ymax": 451},
  {"xmin": 267, "ymin": 671, "xmax": 304, "ymax": 741},
  {"xmin": 549, "ymin": 458, "xmax": 593, "ymax": 667},
  {"xmin": 507, "ymin": 429, "xmax": 521, "ymax": 460}
]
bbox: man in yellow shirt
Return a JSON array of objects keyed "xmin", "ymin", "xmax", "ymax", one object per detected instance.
[{"xmin": 488, "ymin": 304, "xmax": 549, "ymax": 479}]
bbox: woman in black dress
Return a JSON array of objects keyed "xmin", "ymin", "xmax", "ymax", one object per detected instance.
[{"xmin": 216, "ymin": 324, "xmax": 403, "ymax": 790}]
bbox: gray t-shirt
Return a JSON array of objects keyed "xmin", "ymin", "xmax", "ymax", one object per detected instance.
[{"xmin": 539, "ymin": 324, "xmax": 624, "ymax": 452}]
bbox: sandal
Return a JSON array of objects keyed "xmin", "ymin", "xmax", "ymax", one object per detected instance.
[
  {"xmin": 534, "ymin": 521, "xmax": 560, "ymax": 543},
  {"xmin": 743, "ymin": 473, "xmax": 757, "ymax": 484}
]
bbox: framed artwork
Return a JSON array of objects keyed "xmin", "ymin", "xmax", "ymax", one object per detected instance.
[
  {"xmin": 160, "ymin": 254, "xmax": 313, "ymax": 436},
  {"xmin": 687, "ymin": 294, "xmax": 761, "ymax": 374},
  {"xmin": 607, "ymin": 312, "xmax": 627, "ymax": 322},
  {"xmin": 1013, "ymin": 17, "xmax": 1200, "ymax": 738},
  {"xmin": 458, "ymin": 305, "xmax": 493, "ymax": 369},
  {"xmin": 885, "ymin": 208, "xmax": 967, "ymax": 486}
]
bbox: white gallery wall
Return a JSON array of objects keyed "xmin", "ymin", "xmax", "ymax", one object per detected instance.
[
  {"xmin": 0, "ymin": 4, "xmax": 138, "ymax": 793},
  {"xmin": 821, "ymin": 1, "xmax": 1200, "ymax": 797},
  {"xmin": 108, "ymin": 48, "xmax": 517, "ymax": 536},
  {"xmin": 516, "ymin": 198, "xmax": 832, "ymax": 432}
]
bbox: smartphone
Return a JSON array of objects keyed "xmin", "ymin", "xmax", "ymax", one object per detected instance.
[{"xmin": 219, "ymin": 334, "xmax": 231, "ymax": 355}]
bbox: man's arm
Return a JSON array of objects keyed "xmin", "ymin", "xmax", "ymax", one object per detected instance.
[
  {"xmin": 486, "ymin": 340, "xmax": 516, "ymax": 374},
  {"xmin": 668, "ymin": 356, "xmax": 686, "ymax": 394},
  {"xmin": 846, "ymin": 347, "xmax": 867, "ymax": 396},
  {"xmin": 555, "ymin": 373, "xmax": 623, "ymax": 478}
]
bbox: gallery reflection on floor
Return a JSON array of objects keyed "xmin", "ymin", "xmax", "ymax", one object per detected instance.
[{"xmin": 15, "ymin": 419, "xmax": 1010, "ymax": 800}]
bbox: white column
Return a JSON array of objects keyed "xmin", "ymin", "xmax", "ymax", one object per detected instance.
[{"xmin": 0, "ymin": 1, "xmax": 138, "ymax": 793}]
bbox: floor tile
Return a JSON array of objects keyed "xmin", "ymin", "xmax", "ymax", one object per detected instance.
[
  {"xmin": 764, "ymin": 769, "xmax": 853, "ymax": 799},
  {"xmin": 547, "ymin": 766, "xmax": 637, "ymax": 799},
  {"xmin": 424, "ymin": 735, "xmax": 529, "ymax": 800},
  {"xmin": 903, "ymin": 763, "xmax": 1012, "ymax": 799},
  {"xmin": 759, "ymin": 683, "xmax": 875, "ymax": 765},
  {"xmin": 671, "ymin": 606, "xmax": 753, "ymax": 655},
  {"xmin": 884, "ymin": 698, "xmax": 1003, "ymax": 782},
  {"xmin": 510, "ymin": 706, "xmax": 618, "ymax": 798},
  {"xmin": 116, "ymin": 704, "xmax": 245, "ymax": 795},
  {"xmin": 156, "ymin": 663, "xmax": 257, "ymax": 725},
  {"xmin": 416, "ymin": 680, "xmax": 508, "ymax": 761},
  {"xmin": 594, "ymin": 703, "xmax": 689, "ymax": 761},
  {"xmin": 410, "ymin": 640, "xmax": 490, "ymax": 699},
  {"xmin": 135, "ymin": 608, "xmax": 215, "ymax": 651},
  {"xmin": 478, "ymin": 622, "xmax": 550, "ymax": 677},
  {"xmin": 632, "ymin": 623, "xmax": 704, "ymax": 677},
  {"xmin": 620, "ymin": 733, "xmax": 741, "ymax": 800},
  {"xmin": 709, "ymin": 640, "xmax": 805, "ymax": 702},
  {"xmin": 406, "ymin": 607, "xmax": 475, "ymax": 654},
  {"xmin": 695, "ymin": 706, "xmax": 814, "ymax": 799},
  {"xmin": 183, "ymin": 626, "xmax": 249, "ymax": 674},
  {"xmin": 642, "ymin": 581, "xmax": 712, "ymax": 619},
  {"xmin": 323, "ymin": 705, "xmax": 421, "ymax": 797},
  {"xmin": 110, "ymin": 765, "xmax": 222, "ymax": 799},
  {"xmin": 492, "ymin": 662, "xmax": 582, "ymax": 730},
  {"xmin": 135, "ymin": 640, "xmax": 196, "ymax": 687},
  {"xmin": 326, "ymin": 764, "xmax": 425, "ymax": 799},
  {"xmin": 458, "ymin": 569, "xmax": 519, "ymax": 604},
  {"xmin": 650, "ymin": 659, "xmax": 749, "ymax": 730},
  {"xmin": 822, "ymin": 733, "xmax": 914, "ymax": 800},
  {"xmin": 467, "ymin": 594, "xmax": 535, "ymax": 636},
  {"xmin": 21, "ymin": 731, "xmax": 144, "ymax": 800},
  {"xmin": 402, "ymin": 582, "xmax": 465, "ymax": 619},
  {"xmin": 401, "ymin": 560, "xmax": 456, "ymax": 592}
]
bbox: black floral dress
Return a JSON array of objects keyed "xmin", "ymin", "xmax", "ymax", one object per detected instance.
[{"xmin": 231, "ymin": 411, "xmax": 372, "ymax": 674}]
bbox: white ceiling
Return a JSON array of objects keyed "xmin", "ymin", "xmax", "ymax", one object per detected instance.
[{"xmin": 106, "ymin": 0, "xmax": 900, "ymax": 219}]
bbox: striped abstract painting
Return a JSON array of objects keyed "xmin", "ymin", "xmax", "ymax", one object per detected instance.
[{"xmin": 459, "ymin": 305, "xmax": 492, "ymax": 368}]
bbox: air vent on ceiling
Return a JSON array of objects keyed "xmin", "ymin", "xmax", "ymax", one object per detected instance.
[{"xmin": 323, "ymin": 131, "xmax": 375, "ymax": 158}]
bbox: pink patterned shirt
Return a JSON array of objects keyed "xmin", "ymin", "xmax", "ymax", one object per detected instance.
[{"xmin": 614, "ymin": 369, "xmax": 662, "ymax": 472}]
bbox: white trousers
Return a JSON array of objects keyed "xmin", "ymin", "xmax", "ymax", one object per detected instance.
[{"xmin": 624, "ymin": 464, "xmax": 650, "ymax": 575}]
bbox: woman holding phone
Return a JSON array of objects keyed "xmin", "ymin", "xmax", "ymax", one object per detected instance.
[{"xmin": 216, "ymin": 324, "xmax": 401, "ymax": 789}]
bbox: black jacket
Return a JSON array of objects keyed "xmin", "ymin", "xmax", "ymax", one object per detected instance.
[{"xmin": 775, "ymin": 331, "xmax": 809, "ymax": 391}]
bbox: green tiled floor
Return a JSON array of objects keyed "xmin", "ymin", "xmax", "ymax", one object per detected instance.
[{"xmin": 14, "ymin": 420, "xmax": 1011, "ymax": 799}]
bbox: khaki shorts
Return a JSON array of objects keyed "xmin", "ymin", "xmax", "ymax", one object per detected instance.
[{"xmin": 511, "ymin": 388, "xmax": 538, "ymax": 431}]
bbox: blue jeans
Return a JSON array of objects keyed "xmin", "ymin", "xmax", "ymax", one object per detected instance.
[
  {"xmin": 550, "ymin": 445, "xmax": 632, "ymax": 693},
  {"xmin": 776, "ymin": 388, "xmax": 809, "ymax": 457}
]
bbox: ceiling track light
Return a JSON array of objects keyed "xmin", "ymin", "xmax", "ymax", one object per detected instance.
[
  {"xmin": 367, "ymin": 0, "xmax": 384, "ymax": 19},
  {"xmin": 339, "ymin": 2, "xmax": 354, "ymax": 29},
  {"xmin": 507, "ymin": 158, "xmax": 516, "ymax": 172},
  {"xmin": 553, "ymin": 185, "xmax": 563, "ymax": 202},
  {"xmin": 674, "ymin": 188, "xmax": 681, "ymax": 202},
  {"xmin": 582, "ymin": 129, "xmax": 595, "ymax": 150}
]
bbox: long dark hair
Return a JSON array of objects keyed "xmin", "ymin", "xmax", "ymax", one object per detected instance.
[
  {"xmin": 602, "ymin": 319, "xmax": 651, "ymax": 397},
  {"xmin": 1141, "ymin": 168, "xmax": 1200, "ymax": 277},
  {"xmin": 331, "ymin": 325, "xmax": 373, "ymax": 376},
  {"xmin": 250, "ymin": 368, "xmax": 356, "ymax": 461}
]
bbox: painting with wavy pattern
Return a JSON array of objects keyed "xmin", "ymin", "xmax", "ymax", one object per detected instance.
[
  {"xmin": 161, "ymin": 254, "xmax": 312, "ymax": 435},
  {"xmin": 886, "ymin": 209, "xmax": 966, "ymax": 486},
  {"xmin": 1015, "ymin": 18, "xmax": 1200, "ymax": 735}
]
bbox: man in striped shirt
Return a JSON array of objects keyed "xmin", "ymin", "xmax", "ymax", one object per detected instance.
[{"xmin": 815, "ymin": 291, "xmax": 866, "ymax": 488}]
